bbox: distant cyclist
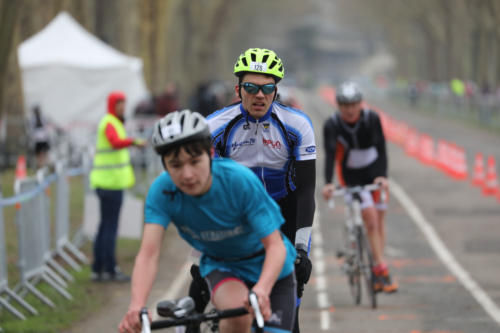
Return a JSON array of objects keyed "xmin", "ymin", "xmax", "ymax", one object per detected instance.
[
  {"xmin": 118, "ymin": 110, "xmax": 297, "ymax": 333},
  {"xmin": 206, "ymin": 48, "xmax": 316, "ymax": 333},
  {"xmin": 321, "ymin": 81, "xmax": 398, "ymax": 293}
]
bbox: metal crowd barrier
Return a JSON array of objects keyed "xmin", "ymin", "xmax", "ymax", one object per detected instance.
[{"xmin": 0, "ymin": 160, "xmax": 88, "ymax": 320}]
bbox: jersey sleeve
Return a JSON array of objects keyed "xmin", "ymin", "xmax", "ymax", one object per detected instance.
[
  {"xmin": 294, "ymin": 113, "xmax": 316, "ymax": 161},
  {"xmin": 104, "ymin": 123, "xmax": 135, "ymax": 149},
  {"xmin": 323, "ymin": 116, "xmax": 338, "ymax": 184},
  {"xmin": 372, "ymin": 112, "xmax": 388, "ymax": 177},
  {"xmin": 207, "ymin": 113, "xmax": 227, "ymax": 158},
  {"xmin": 144, "ymin": 175, "xmax": 172, "ymax": 229}
]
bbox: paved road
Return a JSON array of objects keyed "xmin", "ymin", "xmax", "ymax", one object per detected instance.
[
  {"xmin": 296, "ymin": 90, "xmax": 500, "ymax": 332},
  {"xmin": 67, "ymin": 88, "xmax": 500, "ymax": 332}
]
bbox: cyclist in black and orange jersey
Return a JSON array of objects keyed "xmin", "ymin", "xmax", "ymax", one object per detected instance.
[{"xmin": 321, "ymin": 81, "xmax": 398, "ymax": 293}]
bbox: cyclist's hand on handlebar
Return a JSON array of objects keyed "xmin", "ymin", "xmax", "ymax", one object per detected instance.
[
  {"xmin": 373, "ymin": 177, "xmax": 388, "ymax": 191},
  {"xmin": 118, "ymin": 305, "xmax": 149, "ymax": 333},
  {"xmin": 295, "ymin": 248, "xmax": 312, "ymax": 298},
  {"xmin": 321, "ymin": 183, "xmax": 335, "ymax": 201},
  {"xmin": 245, "ymin": 287, "xmax": 271, "ymax": 322}
]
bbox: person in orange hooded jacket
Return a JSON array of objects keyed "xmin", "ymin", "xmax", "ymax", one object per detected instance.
[{"xmin": 90, "ymin": 91, "xmax": 146, "ymax": 282}]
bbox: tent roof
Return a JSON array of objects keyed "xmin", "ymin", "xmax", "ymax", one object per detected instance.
[{"xmin": 18, "ymin": 11, "xmax": 141, "ymax": 69}]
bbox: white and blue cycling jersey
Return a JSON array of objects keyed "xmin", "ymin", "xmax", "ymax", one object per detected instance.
[
  {"xmin": 207, "ymin": 102, "xmax": 316, "ymax": 200},
  {"xmin": 144, "ymin": 158, "xmax": 296, "ymax": 282}
]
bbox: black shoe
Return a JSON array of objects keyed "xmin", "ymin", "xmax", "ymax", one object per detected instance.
[{"xmin": 102, "ymin": 267, "xmax": 131, "ymax": 283}]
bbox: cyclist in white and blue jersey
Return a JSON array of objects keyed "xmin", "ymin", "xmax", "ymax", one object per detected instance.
[
  {"xmin": 206, "ymin": 48, "xmax": 316, "ymax": 333},
  {"xmin": 118, "ymin": 110, "xmax": 297, "ymax": 333}
]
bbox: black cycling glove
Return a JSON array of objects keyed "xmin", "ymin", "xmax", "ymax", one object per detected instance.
[{"xmin": 294, "ymin": 248, "xmax": 312, "ymax": 298}]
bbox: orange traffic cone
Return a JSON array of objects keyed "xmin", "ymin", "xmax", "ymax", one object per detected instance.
[
  {"xmin": 435, "ymin": 140, "xmax": 449, "ymax": 173},
  {"xmin": 471, "ymin": 153, "xmax": 485, "ymax": 187},
  {"xmin": 15, "ymin": 155, "xmax": 27, "ymax": 180},
  {"xmin": 482, "ymin": 156, "xmax": 499, "ymax": 196},
  {"xmin": 451, "ymin": 145, "xmax": 468, "ymax": 180}
]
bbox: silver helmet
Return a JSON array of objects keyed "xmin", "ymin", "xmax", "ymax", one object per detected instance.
[
  {"xmin": 336, "ymin": 81, "xmax": 363, "ymax": 104},
  {"xmin": 151, "ymin": 109, "xmax": 210, "ymax": 155}
]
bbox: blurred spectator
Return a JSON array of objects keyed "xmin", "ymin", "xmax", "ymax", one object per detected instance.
[
  {"xmin": 191, "ymin": 81, "xmax": 228, "ymax": 117},
  {"xmin": 30, "ymin": 105, "xmax": 51, "ymax": 169},
  {"xmin": 155, "ymin": 82, "xmax": 180, "ymax": 117},
  {"xmin": 133, "ymin": 94, "xmax": 156, "ymax": 117},
  {"xmin": 407, "ymin": 82, "xmax": 419, "ymax": 107},
  {"xmin": 89, "ymin": 91, "xmax": 146, "ymax": 283}
]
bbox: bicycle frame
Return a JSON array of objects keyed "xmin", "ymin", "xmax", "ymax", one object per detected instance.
[{"xmin": 331, "ymin": 183, "xmax": 382, "ymax": 308}]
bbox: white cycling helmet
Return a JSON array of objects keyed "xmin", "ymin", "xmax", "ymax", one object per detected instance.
[
  {"xmin": 151, "ymin": 109, "xmax": 211, "ymax": 155},
  {"xmin": 336, "ymin": 81, "xmax": 363, "ymax": 104}
]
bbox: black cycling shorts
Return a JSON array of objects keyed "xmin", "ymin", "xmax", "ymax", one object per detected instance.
[{"xmin": 205, "ymin": 270, "xmax": 297, "ymax": 332}]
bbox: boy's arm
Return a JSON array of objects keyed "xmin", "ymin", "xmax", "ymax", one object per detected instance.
[
  {"xmin": 119, "ymin": 223, "xmax": 165, "ymax": 333},
  {"xmin": 251, "ymin": 230, "xmax": 286, "ymax": 320}
]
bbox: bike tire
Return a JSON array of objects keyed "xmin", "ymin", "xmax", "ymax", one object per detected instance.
[
  {"xmin": 357, "ymin": 226, "xmax": 377, "ymax": 309},
  {"xmin": 348, "ymin": 267, "xmax": 362, "ymax": 305}
]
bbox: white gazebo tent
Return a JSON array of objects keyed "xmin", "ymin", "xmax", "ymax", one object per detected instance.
[{"xmin": 17, "ymin": 11, "xmax": 148, "ymax": 145}]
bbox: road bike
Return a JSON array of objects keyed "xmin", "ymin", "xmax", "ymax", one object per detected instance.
[
  {"xmin": 141, "ymin": 291, "xmax": 264, "ymax": 332},
  {"xmin": 330, "ymin": 183, "xmax": 385, "ymax": 309}
]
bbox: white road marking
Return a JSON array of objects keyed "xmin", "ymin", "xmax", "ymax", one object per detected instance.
[
  {"xmin": 390, "ymin": 179, "xmax": 500, "ymax": 327},
  {"xmin": 312, "ymin": 211, "xmax": 332, "ymax": 330},
  {"xmin": 151, "ymin": 261, "xmax": 191, "ymax": 320},
  {"xmin": 385, "ymin": 245, "xmax": 406, "ymax": 258}
]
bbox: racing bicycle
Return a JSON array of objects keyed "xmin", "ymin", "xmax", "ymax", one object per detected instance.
[
  {"xmin": 141, "ymin": 291, "xmax": 264, "ymax": 332},
  {"xmin": 329, "ymin": 183, "xmax": 386, "ymax": 309}
]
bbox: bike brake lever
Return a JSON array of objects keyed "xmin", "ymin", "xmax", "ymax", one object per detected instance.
[{"xmin": 249, "ymin": 291, "xmax": 264, "ymax": 328}]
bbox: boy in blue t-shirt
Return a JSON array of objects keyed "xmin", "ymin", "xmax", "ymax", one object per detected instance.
[{"xmin": 119, "ymin": 110, "xmax": 297, "ymax": 333}]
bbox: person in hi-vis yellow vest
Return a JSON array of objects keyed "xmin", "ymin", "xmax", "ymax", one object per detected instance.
[{"xmin": 90, "ymin": 91, "xmax": 146, "ymax": 282}]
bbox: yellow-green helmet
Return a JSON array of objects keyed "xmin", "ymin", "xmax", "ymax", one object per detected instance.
[{"xmin": 233, "ymin": 48, "xmax": 284, "ymax": 81}]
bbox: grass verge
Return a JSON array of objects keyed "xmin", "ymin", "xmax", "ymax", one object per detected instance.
[{"xmin": 1, "ymin": 167, "xmax": 142, "ymax": 332}]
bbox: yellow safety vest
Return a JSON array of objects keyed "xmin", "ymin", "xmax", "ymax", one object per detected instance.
[{"xmin": 90, "ymin": 113, "xmax": 135, "ymax": 189}]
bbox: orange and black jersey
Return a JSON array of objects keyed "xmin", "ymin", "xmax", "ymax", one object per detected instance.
[{"xmin": 323, "ymin": 109, "xmax": 387, "ymax": 186}]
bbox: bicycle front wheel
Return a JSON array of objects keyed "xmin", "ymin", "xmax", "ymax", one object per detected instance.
[{"xmin": 357, "ymin": 227, "xmax": 377, "ymax": 309}]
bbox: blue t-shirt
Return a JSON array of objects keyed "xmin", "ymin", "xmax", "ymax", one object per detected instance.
[{"xmin": 144, "ymin": 158, "xmax": 296, "ymax": 282}]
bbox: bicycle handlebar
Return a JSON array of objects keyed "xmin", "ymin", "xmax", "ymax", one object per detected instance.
[
  {"xmin": 328, "ymin": 183, "xmax": 386, "ymax": 209},
  {"xmin": 249, "ymin": 291, "xmax": 264, "ymax": 328},
  {"xmin": 141, "ymin": 290, "xmax": 264, "ymax": 331},
  {"xmin": 140, "ymin": 308, "xmax": 151, "ymax": 333},
  {"xmin": 332, "ymin": 183, "xmax": 383, "ymax": 196}
]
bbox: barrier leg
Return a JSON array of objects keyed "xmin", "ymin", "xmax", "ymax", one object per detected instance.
[
  {"xmin": 41, "ymin": 272, "xmax": 72, "ymax": 300},
  {"xmin": 47, "ymin": 257, "xmax": 74, "ymax": 282},
  {"xmin": 64, "ymin": 242, "xmax": 88, "ymax": 265},
  {"xmin": 57, "ymin": 248, "xmax": 82, "ymax": 271},
  {"xmin": 3, "ymin": 288, "xmax": 37, "ymax": 315},
  {"xmin": 22, "ymin": 282, "xmax": 55, "ymax": 308},
  {"xmin": 0, "ymin": 295, "xmax": 26, "ymax": 320},
  {"xmin": 43, "ymin": 265, "xmax": 68, "ymax": 288}
]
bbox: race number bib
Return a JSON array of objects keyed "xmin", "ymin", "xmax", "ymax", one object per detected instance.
[{"xmin": 250, "ymin": 62, "xmax": 267, "ymax": 72}]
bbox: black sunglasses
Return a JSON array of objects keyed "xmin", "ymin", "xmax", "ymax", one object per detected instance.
[{"xmin": 241, "ymin": 82, "xmax": 276, "ymax": 95}]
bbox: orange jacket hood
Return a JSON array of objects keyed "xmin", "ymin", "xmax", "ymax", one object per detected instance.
[{"xmin": 107, "ymin": 91, "xmax": 126, "ymax": 116}]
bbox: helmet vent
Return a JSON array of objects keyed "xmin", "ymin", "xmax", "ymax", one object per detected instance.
[
  {"xmin": 241, "ymin": 57, "xmax": 248, "ymax": 67},
  {"xmin": 262, "ymin": 54, "xmax": 269, "ymax": 63},
  {"xmin": 269, "ymin": 60, "xmax": 277, "ymax": 69},
  {"xmin": 251, "ymin": 53, "xmax": 256, "ymax": 62},
  {"xmin": 179, "ymin": 114, "xmax": 185, "ymax": 129}
]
